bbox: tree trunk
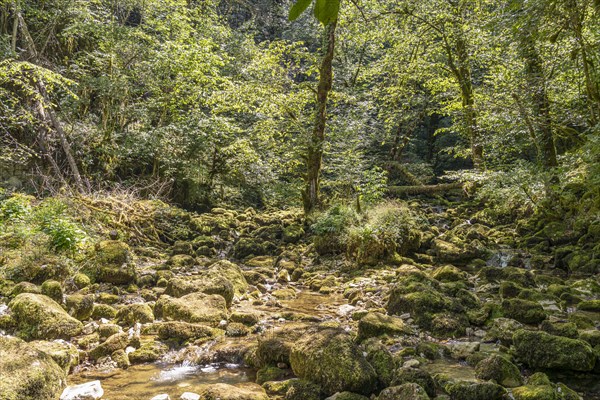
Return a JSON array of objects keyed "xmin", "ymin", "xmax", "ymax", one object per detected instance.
[
  {"xmin": 520, "ymin": 32, "xmax": 558, "ymax": 168},
  {"xmin": 303, "ymin": 19, "xmax": 337, "ymax": 213}
]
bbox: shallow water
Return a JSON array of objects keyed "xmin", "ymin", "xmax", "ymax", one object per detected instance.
[{"xmin": 70, "ymin": 362, "xmax": 255, "ymax": 400}]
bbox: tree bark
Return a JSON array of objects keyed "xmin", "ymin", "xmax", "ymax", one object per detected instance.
[{"xmin": 303, "ymin": 19, "xmax": 337, "ymax": 213}]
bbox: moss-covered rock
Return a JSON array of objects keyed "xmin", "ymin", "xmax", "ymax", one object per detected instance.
[
  {"xmin": 166, "ymin": 275, "xmax": 234, "ymax": 306},
  {"xmin": 112, "ymin": 349, "xmax": 130, "ymax": 369},
  {"xmin": 92, "ymin": 303, "xmax": 117, "ymax": 320},
  {"xmin": 256, "ymin": 366, "xmax": 288, "ymax": 385},
  {"xmin": 208, "ymin": 260, "xmax": 248, "ymax": 296},
  {"xmin": 377, "ymin": 383, "xmax": 430, "ymax": 400},
  {"xmin": 578, "ymin": 330, "xmax": 600, "ymax": 347},
  {"xmin": 10, "ymin": 281, "xmax": 41, "ymax": 296},
  {"xmin": 284, "ymin": 380, "xmax": 321, "ymax": 400},
  {"xmin": 444, "ymin": 381, "xmax": 506, "ymax": 400},
  {"xmin": 73, "ymin": 273, "xmax": 91, "ymax": 289},
  {"xmin": 155, "ymin": 293, "xmax": 227, "ymax": 326},
  {"xmin": 431, "ymin": 265, "xmax": 466, "ymax": 282},
  {"xmin": 234, "ymin": 238, "xmax": 266, "ymax": 258},
  {"xmin": 40, "ymin": 280, "xmax": 63, "ymax": 303},
  {"xmin": 511, "ymin": 373, "xmax": 581, "ymax": 400},
  {"xmin": 92, "ymin": 240, "xmax": 137, "ymax": 285},
  {"xmin": 199, "ymin": 383, "xmax": 269, "ymax": 400},
  {"xmin": 539, "ymin": 321, "xmax": 578, "ymax": 339},
  {"xmin": 0, "ymin": 335, "xmax": 66, "ymax": 400},
  {"xmin": 226, "ymin": 322, "xmax": 250, "ymax": 337},
  {"xmin": 283, "ymin": 224, "xmax": 305, "ymax": 244},
  {"xmin": 485, "ymin": 318, "xmax": 523, "ymax": 345},
  {"xmin": 289, "ymin": 326, "xmax": 377, "ymax": 395},
  {"xmin": 65, "ymin": 294, "xmax": 94, "ymax": 321},
  {"xmin": 89, "ymin": 332, "xmax": 129, "ymax": 360},
  {"xmin": 115, "ymin": 303, "xmax": 155, "ymax": 325},
  {"xmin": 513, "ymin": 330, "xmax": 595, "ymax": 371},
  {"xmin": 357, "ymin": 312, "xmax": 412, "ymax": 341},
  {"xmin": 30, "ymin": 340, "xmax": 79, "ymax": 373},
  {"xmin": 9, "ymin": 293, "xmax": 83, "ymax": 340},
  {"xmin": 475, "ymin": 354, "xmax": 523, "ymax": 388},
  {"xmin": 577, "ymin": 300, "xmax": 600, "ymax": 312},
  {"xmin": 325, "ymin": 392, "xmax": 369, "ymax": 400},
  {"xmin": 501, "ymin": 299, "xmax": 546, "ymax": 324},
  {"xmin": 157, "ymin": 321, "xmax": 218, "ymax": 343},
  {"xmin": 129, "ymin": 341, "xmax": 169, "ymax": 363},
  {"xmin": 391, "ymin": 367, "xmax": 435, "ymax": 397},
  {"xmin": 363, "ymin": 341, "xmax": 395, "ymax": 388}
]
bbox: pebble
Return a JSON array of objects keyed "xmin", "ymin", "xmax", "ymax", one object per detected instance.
[
  {"xmin": 60, "ymin": 380, "xmax": 103, "ymax": 400},
  {"xmin": 180, "ymin": 393, "xmax": 200, "ymax": 400},
  {"xmin": 150, "ymin": 395, "xmax": 170, "ymax": 400},
  {"xmin": 403, "ymin": 359, "xmax": 420, "ymax": 368}
]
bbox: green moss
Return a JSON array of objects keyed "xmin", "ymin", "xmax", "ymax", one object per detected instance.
[
  {"xmin": 577, "ymin": 300, "xmax": 600, "ymax": 312},
  {"xmin": 115, "ymin": 303, "xmax": 155, "ymax": 325},
  {"xmin": 256, "ymin": 366, "xmax": 287, "ymax": 385},
  {"xmin": 283, "ymin": 224, "xmax": 305, "ymax": 243},
  {"xmin": 289, "ymin": 326, "xmax": 377, "ymax": 395},
  {"xmin": 92, "ymin": 303, "xmax": 117, "ymax": 319},
  {"xmin": 31, "ymin": 340, "xmax": 79, "ymax": 373},
  {"xmin": 157, "ymin": 321, "xmax": 218, "ymax": 343},
  {"xmin": 0, "ymin": 336, "xmax": 66, "ymax": 400},
  {"xmin": 444, "ymin": 381, "xmax": 506, "ymax": 400},
  {"xmin": 539, "ymin": 321, "xmax": 578, "ymax": 338},
  {"xmin": 129, "ymin": 341, "xmax": 169, "ymax": 364},
  {"xmin": 89, "ymin": 332, "xmax": 129, "ymax": 360},
  {"xmin": 475, "ymin": 354, "xmax": 523, "ymax": 388},
  {"xmin": 357, "ymin": 312, "xmax": 411, "ymax": 341},
  {"xmin": 378, "ymin": 383, "xmax": 430, "ymax": 400},
  {"xmin": 40, "ymin": 280, "xmax": 63, "ymax": 303},
  {"xmin": 501, "ymin": 299, "xmax": 546, "ymax": 324},
  {"xmin": 284, "ymin": 380, "xmax": 321, "ymax": 400},
  {"xmin": 511, "ymin": 372, "xmax": 581, "ymax": 400},
  {"xmin": 431, "ymin": 265, "xmax": 465, "ymax": 282},
  {"xmin": 155, "ymin": 293, "xmax": 227, "ymax": 326},
  {"xmin": 112, "ymin": 349, "xmax": 130, "ymax": 369},
  {"xmin": 73, "ymin": 273, "xmax": 91, "ymax": 289},
  {"xmin": 513, "ymin": 329, "xmax": 596, "ymax": 371},
  {"xmin": 65, "ymin": 294, "xmax": 94, "ymax": 321},
  {"xmin": 391, "ymin": 368, "xmax": 435, "ymax": 397},
  {"xmin": 363, "ymin": 341, "xmax": 395, "ymax": 388},
  {"xmin": 91, "ymin": 240, "xmax": 137, "ymax": 285},
  {"xmin": 9, "ymin": 293, "xmax": 83, "ymax": 340}
]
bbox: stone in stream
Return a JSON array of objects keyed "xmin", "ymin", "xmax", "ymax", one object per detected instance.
[
  {"xmin": 511, "ymin": 372, "xmax": 581, "ymax": 400},
  {"xmin": 180, "ymin": 393, "xmax": 201, "ymax": 400},
  {"xmin": 150, "ymin": 395, "xmax": 170, "ymax": 400},
  {"xmin": 0, "ymin": 335, "xmax": 66, "ymax": 400},
  {"xmin": 513, "ymin": 329, "xmax": 596, "ymax": 371},
  {"xmin": 8, "ymin": 293, "xmax": 83, "ymax": 340},
  {"xmin": 357, "ymin": 311, "xmax": 412, "ymax": 341},
  {"xmin": 198, "ymin": 383, "xmax": 268, "ymax": 400},
  {"xmin": 154, "ymin": 292, "xmax": 228, "ymax": 326},
  {"xmin": 474, "ymin": 354, "xmax": 523, "ymax": 388},
  {"xmin": 60, "ymin": 380, "xmax": 104, "ymax": 400},
  {"xmin": 289, "ymin": 325, "xmax": 377, "ymax": 395}
]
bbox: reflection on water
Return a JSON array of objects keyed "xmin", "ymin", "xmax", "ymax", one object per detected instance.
[{"xmin": 70, "ymin": 362, "xmax": 255, "ymax": 400}]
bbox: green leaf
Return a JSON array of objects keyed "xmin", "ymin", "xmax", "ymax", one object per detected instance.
[
  {"xmin": 314, "ymin": 0, "xmax": 340, "ymax": 25},
  {"xmin": 289, "ymin": 0, "xmax": 313, "ymax": 21}
]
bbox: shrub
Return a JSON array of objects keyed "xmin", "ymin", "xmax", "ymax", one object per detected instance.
[{"xmin": 310, "ymin": 204, "xmax": 359, "ymax": 254}]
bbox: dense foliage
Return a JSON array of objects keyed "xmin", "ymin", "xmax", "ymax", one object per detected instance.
[{"xmin": 0, "ymin": 0, "xmax": 597, "ymax": 221}]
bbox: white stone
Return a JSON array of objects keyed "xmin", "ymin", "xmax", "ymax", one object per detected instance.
[
  {"xmin": 60, "ymin": 380, "xmax": 103, "ymax": 400},
  {"xmin": 150, "ymin": 395, "xmax": 170, "ymax": 400},
  {"xmin": 180, "ymin": 393, "xmax": 200, "ymax": 400}
]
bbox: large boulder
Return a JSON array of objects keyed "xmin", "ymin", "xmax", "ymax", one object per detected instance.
[
  {"xmin": 511, "ymin": 373, "xmax": 580, "ymax": 400},
  {"xmin": 166, "ymin": 275, "xmax": 234, "ymax": 306},
  {"xmin": 92, "ymin": 240, "xmax": 136, "ymax": 285},
  {"xmin": 207, "ymin": 260, "xmax": 248, "ymax": 296},
  {"xmin": 357, "ymin": 312, "xmax": 412, "ymax": 341},
  {"xmin": 9, "ymin": 293, "xmax": 83, "ymax": 340},
  {"xmin": 290, "ymin": 326, "xmax": 377, "ymax": 395},
  {"xmin": 115, "ymin": 303, "xmax": 155, "ymax": 325},
  {"xmin": 155, "ymin": 292, "xmax": 227, "ymax": 326},
  {"xmin": 475, "ymin": 354, "xmax": 523, "ymax": 388},
  {"xmin": 513, "ymin": 330, "xmax": 595, "ymax": 371},
  {"xmin": 31, "ymin": 340, "xmax": 79, "ymax": 373},
  {"xmin": 0, "ymin": 335, "xmax": 66, "ymax": 400},
  {"xmin": 157, "ymin": 321, "xmax": 219, "ymax": 343}
]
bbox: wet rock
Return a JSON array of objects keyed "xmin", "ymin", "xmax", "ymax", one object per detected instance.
[
  {"xmin": 377, "ymin": 383, "xmax": 430, "ymax": 400},
  {"xmin": 0, "ymin": 335, "xmax": 66, "ymax": 400},
  {"xmin": 157, "ymin": 321, "xmax": 218, "ymax": 343},
  {"xmin": 444, "ymin": 381, "xmax": 506, "ymax": 400},
  {"xmin": 129, "ymin": 341, "xmax": 169, "ymax": 363},
  {"xmin": 60, "ymin": 380, "xmax": 103, "ymax": 400},
  {"xmin": 290, "ymin": 326, "xmax": 377, "ymax": 395},
  {"xmin": 391, "ymin": 367, "xmax": 435, "ymax": 397},
  {"xmin": 66, "ymin": 294, "xmax": 95, "ymax": 321},
  {"xmin": 92, "ymin": 240, "xmax": 137, "ymax": 285},
  {"xmin": 513, "ymin": 329, "xmax": 595, "ymax": 371},
  {"xmin": 9, "ymin": 293, "xmax": 83, "ymax": 340},
  {"xmin": 501, "ymin": 298, "xmax": 546, "ymax": 324},
  {"xmin": 475, "ymin": 354, "xmax": 523, "ymax": 388},
  {"xmin": 116, "ymin": 303, "xmax": 155, "ymax": 325},
  {"xmin": 155, "ymin": 292, "xmax": 227, "ymax": 325},
  {"xmin": 357, "ymin": 311, "xmax": 411, "ymax": 341},
  {"xmin": 199, "ymin": 383, "xmax": 268, "ymax": 400}
]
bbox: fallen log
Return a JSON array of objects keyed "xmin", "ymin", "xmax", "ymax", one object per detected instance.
[{"xmin": 388, "ymin": 182, "xmax": 464, "ymax": 197}]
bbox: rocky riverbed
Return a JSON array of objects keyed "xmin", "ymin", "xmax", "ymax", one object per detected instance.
[{"xmin": 1, "ymin": 201, "xmax": 600, "ymax": 400}]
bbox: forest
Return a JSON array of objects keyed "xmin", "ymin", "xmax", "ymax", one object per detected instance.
[{"xmin": 0, "ymin": 0, "xmax": 599, "ymax": 399}]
